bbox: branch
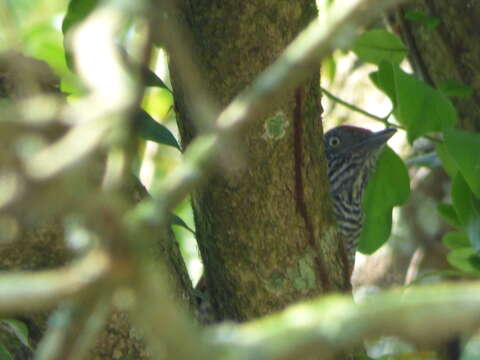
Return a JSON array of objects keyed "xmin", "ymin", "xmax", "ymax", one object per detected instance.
[
  {"xmin": 0, "ymin": 248, "xmax": 111, "ymax": 314},
  {"xmin": 210, "ymin": 282, "xmax": 480, "ymax": 360}
]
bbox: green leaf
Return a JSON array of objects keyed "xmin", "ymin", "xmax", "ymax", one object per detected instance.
[
  {"xmin": 435, "ymin": 143, "xmax": 457, "ymax": 177},
  {"xmin": 1, "ymin": 319, "xmax": 30, "ymax": 349},
  {"xmin": 352, "ymin": 29, "xmax": 408, "ymax": 65},
  {"xmin": 451, "ymin": 174, "xmax": 480, "ymax": 251},
  {"xmin": 370, "ymin": 62, "xmax": 396, "ymax": 105},
  {"xmin": 0, "ymin": 344, "xmax": 12, "ymax": 360},
  {"xmin": 62, "ymin": 0, "xmax": 100, "ymax": 35},
  {"xmin": 358, "ymin": 147, "xmax": 410, "ymax": 254},
  {"xmin": 447, "ymin": 247, "xmax": 480, "ymax": 275},
  {"xmin": 438, "ymin": 80, "xmax": 474, "ymax": 98},
  {"xmin": 404, "ymin": 11, "xmax": 441, "ymax": 29},
  {"xmin": 442, "ymin": 232, "xmax": 470, "ymax": 250},
  {"xmin": 444, "ymin": 128, "xmax": 480, "ymax": 197},
  {"xmin": 371, "ymin": 61, "xmax": 457, "ymax": 143},
  {"xmin": 437, "ymin": 203, "xmax": 461, "ymax": 228},
  {"xmin": 136, "ymin": 110, "xmax": 181, "ymax": 150},
  {"xmin": 118, "ymin": 48, "xmax": 172, "ymax": 92},
  {"xmin": 170, "ymin": 213, "xmax": 195, "ymax": 234},
  {"xmin": 143, "ymin": 68, "xmax": 172, "ymax": 92}
]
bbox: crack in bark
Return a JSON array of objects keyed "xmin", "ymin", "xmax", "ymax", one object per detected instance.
[{"xmin": 293, "ymin": 87, "xmax": 330, "ymax": 292}]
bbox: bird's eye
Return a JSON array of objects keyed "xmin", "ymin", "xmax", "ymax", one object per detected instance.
[{"xmin": 329, "ymin": 136, "xmax": 340, "ymax": 147}]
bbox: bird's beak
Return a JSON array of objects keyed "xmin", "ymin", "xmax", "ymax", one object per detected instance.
[{"xmin": 354, "ymin": 128, "xmax": 396, "ymax": 153}]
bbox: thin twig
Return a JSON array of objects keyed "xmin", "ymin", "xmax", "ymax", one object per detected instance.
[
  {"xmin": 321, "ymin": 86, "xmax": 443, "ymax": 144},
  {"xmin": 321, "ymin": 86, "xmax": 390, "ymax": 123}
]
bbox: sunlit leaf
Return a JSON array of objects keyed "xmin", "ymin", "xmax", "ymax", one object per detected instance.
[
  {"xmin": 321, "ymin": 54, "xmax": 337, "ymax": 84},
  {"xmin": 442, "ymin": 232, "xmax": 470, "ymax": 250},
  {"xmin": 352, "ymin": 29, "xmax": 407, "ymax": 65},
  {"xmin": 136, "ymin": 110, "xmax": 181, "ymax": 150},
  {"xmin": 451, "ymin": 174, "xmax": 480, "ymax": 251},
  {"xmin": 371, "ymin": 61, "xmax": 457, "ymax": 142},
  {"xmin": 1, "ymin": 319, "xmax": 31, "ymax": 349},
  {"xmin": 143, "ymin": 88, "xmax": 174, "ymax": 119},
  {"xmin": 359, "ymin": 147, "xmax": 410, "ymax": 254},
  {"xmin": 404, "ymin": 11, "xmax": 441, "ymax": 29},
  {"xmin": 444, "ymin": 128, "xmax": 480, "ymax": 197}
]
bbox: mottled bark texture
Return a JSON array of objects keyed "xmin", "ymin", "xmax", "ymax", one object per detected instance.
[
  {"xmin": 171, "ymin": 0, "xmax": 349, "ymax": 322},
  {"xmin": 0, "ymin": 53, "xmax": 194, "ymax": 359},
  {"xmin": 392, "ymin": 1, "xmax": 480, "ymax": 131}
]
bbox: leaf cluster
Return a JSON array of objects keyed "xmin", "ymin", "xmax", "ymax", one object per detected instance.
[{"xmin": 350, "ymin": 25, "xmax": 480, "ymax": 277}]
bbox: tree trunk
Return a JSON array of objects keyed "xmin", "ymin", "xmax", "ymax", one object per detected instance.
[
  {"xmin": 172, "ymin": 0, "xmax": 350, "ymax": 322},
  {"xmin": 393, "ymin": 1, "xmax": 480, "ymax": 131}
]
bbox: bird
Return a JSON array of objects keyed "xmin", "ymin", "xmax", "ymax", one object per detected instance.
[{"xmin": 324, "ymin": 125, "xmax": 396, "ymax": 271}]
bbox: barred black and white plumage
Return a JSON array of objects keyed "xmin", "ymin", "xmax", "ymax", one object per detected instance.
[{"xmin": 324, "ymin": 126, "xmax": 396, "ymax": 271}]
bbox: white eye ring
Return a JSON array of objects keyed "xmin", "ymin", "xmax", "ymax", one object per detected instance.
[{"xmin": 329, "ymin": 136, "xmax": 340, "ymax": 147}]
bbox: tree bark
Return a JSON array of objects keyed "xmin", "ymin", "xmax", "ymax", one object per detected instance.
[
  {"xmin": 172, "ymin": 0, "xmax": 350, "ymax": 322},
  {"xmin": 393, "ymin": 1, "xmax": 480, "ymax": 131}
]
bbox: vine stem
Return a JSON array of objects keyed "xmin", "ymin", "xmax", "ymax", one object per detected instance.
[{"xmin": 321, "ymin": 86, "xmax": 442, "ymax": 144}]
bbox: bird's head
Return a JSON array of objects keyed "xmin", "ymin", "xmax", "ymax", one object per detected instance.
[{"xmin": 324, "ymin": 125, "xmax": 396, "ymax": 196}]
